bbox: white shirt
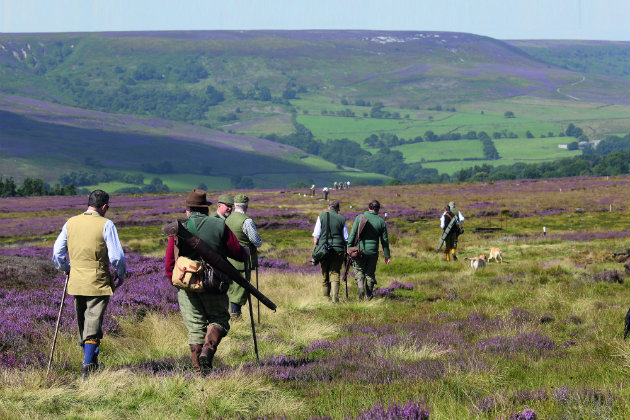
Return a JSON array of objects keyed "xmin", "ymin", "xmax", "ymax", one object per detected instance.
[
  {"xmin": 440, "ymin": 211, "xmax": 465, "ymax": 229},
  {"xmin": 312, "ymin": 213, "xmax": 349, "ymax": 240}
]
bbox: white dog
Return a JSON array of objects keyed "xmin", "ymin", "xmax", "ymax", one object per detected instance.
[{"xmin": 465, "ymin": 255, "xmax": 487, "ymax": 271}]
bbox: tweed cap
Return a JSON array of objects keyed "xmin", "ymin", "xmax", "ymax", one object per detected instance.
[
  {"xmin": 217, "ymin": 194, "xmax": 234, "ymax": 206},
  {"xmin": 184, "ymin": 189, "xmax": 212, "ymax": 207},
  {"xmin": 449, "ymin": 201, "xmax": 456, "ymax": 210},
  {"xmin": 234, "ymin": 194, "xmax": 249, "ymax": 206}
]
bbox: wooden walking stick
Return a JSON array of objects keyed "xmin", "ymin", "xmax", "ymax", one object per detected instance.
[{"xmin": 47, "ymin": 273, "xmax": 69, "ymax": 376}]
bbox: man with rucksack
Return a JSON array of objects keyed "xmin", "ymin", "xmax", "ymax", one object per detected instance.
[
  {"xmin": 312, "ymin": 200, "xmax": 348, "ymax": 303},
  {"xmin": 164, "ymin": 189, "xmax": 249, "ymax": 372},
  {"xmin": 348, "ymin": 200, "xmax": 390, "ymax": 300}
]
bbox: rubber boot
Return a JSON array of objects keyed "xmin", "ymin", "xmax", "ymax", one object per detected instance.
[
  {"xmin": 199, "ymin": 325, "xmax": 226, "ymax": 372},
  {"xmin": 357, "ymin": 280, "xmax": 365, "ymax": 300},
  {"xmin": 189, "ymin": 344, "xmax": 203, "ymax": 373},
  {"xmin": 365, "ymin": 282, "xmax": 374, "ymax": 300},
  {"xmin": 452, "ymin": 249, "xmax": 458, "ymax": 261},
  {"xmin": 322, "ymin": 284, "xmax": 330, "ymax": 298},
  {"xmin": 331, "ymin": 281, "xmax": 340, "ymax": 303}
]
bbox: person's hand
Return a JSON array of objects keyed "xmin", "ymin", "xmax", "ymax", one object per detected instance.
[
  {"xmin": 385, "ymin": 258, "xmax": 391, "ymax": 265},
  {"xmin": 112, "ymin": 273, "xmax": 124, "ymax": 292}
]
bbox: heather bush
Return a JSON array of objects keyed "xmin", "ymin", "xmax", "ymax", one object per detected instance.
[{"xmin": 0, "ymin": 177, "xmax": 629, "ymax": 419}]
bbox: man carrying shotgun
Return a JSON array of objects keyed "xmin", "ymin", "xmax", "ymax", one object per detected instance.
[
  {"xmin": 165, "ymin": 189, "xmax": 250, "ymax": 372},
  {"xmin": 52, "ymin": 189, "xmax": 126, "ymax": 379}
]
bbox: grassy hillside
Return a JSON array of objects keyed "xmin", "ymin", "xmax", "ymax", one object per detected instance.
[
  {"xmin": 0, "ymin": 31, "xmax": 628, "ymax": 186},
  {"xmin": 0, "ymin": 96, "xmax": 387, "ymax": 189}
]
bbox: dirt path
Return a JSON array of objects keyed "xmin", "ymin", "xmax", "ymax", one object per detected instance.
[{"xmin": 556, "ymin": 76, "xmax": 585, "ymax": 101}]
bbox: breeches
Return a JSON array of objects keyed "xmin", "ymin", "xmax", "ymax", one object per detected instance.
[
  {"xmin": 227, "ymin": 269, "xmax": 251, "ymax": 307},
  {"xmin": 178, "ymin": 289, "xmax": 230, "ymax": 345},
  {"xmin": 352, "ymin": 254, "xmax": 379, "ymax": 288},
  {"xmin": 74, "ymin": 295, "xmax": 110, "ymax": 345},
  {"xmin": 320, "ymin": 251, "xmax": 345, "ymax": 286}
]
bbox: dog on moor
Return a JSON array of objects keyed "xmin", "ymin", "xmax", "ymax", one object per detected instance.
[
  {"xmin": 465, "ymin": 255, "xmax": 487, "ymax": 271},
  {"xmin": 488, "ymin": 248, "xmax": 503, "ymax": 263}
]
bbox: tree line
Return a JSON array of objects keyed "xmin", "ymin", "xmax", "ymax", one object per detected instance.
[{"xmin": 0, "ymin": 177, "xmax": 77, "ymax": 198}]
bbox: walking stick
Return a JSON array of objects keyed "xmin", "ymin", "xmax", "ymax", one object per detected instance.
[
  {"xmin": 342, "ymin": 255, "xmax": 352, "ymax": 299},
  {"xmin": 47, "ymin": 273, "xmax": 69, "ymax": 376},
  {"xmin": 255, "ymin": 266, "xmax": 260, "ymax": 325},
  {"xmin": 247, "ymin": 293, "xmax": 260, "ymax": 363}
]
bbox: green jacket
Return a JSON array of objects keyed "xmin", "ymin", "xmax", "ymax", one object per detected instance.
[
  {"xmin": 225, "ymin": 211, "xmax": 258, "ymax": 271},
  {"xmin": 316, "ymin": 209, "xmax": 347, "ymax": 252},
  {"xmin": 347, "ymin": 211, "xmax": 390, "ymax": 258},
  {"xmin": 181, "ymin": 212, "xmax": 228, "ymax": 260}
]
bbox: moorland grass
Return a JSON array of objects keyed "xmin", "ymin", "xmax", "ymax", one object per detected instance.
[{"xmin": 1, "ymin": 180, "xmax": 629, "ymax": 419}]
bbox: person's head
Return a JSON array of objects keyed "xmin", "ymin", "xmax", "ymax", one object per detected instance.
[
  {"xmin": 449, "ymin": 201, "xmax": 456, "ymax": 211},
  {"xmin": 217, "ymin": 194, "xmax": 234, "ymax": 217},
  {"xmin": 234, "ymin": 194, "xmax": 249, "ymax": 211},
  {"xmin": 88, "ymin": 190, "xmax": 110, "ymax": 215},
  {"xmin": 445, "ymin": 204, "xmax": 451, "ymax": 212},
  {"xmin": 368, "ymin": 199, "xmax": 380, "ymax": 213},
  {"xmin": 329, "ymin": 200, "xmax": 340, "ymax": 211},
  {"xmin": 184, "ymin": 189, "xmax": 212, "ymax": 215}
]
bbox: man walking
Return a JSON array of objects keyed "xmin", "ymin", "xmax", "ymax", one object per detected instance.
[
  {"xmin": 225, "ymin": 194, "xmax": 262, "ymax": 319},
  {"xmin": 440, "ymin": 201, "xmax": 465, "ymax": 261},
  {"xmin": 52, "ymin": 189, "xmax": 126, "ymax": 379},
  {"xmin": 164, "ymin": 189, "xmax": 249, "ymax": 372},
  {"xmin": 312, "ymin": 200, "xmax": 348, "ymax": 303},
  {"xmin": 348, "ymin": 200, "xmax": 390, "ymax": 300},
  {"xmin": 212, "ymin": 194, "xmax": 234, "ymax": 220}
]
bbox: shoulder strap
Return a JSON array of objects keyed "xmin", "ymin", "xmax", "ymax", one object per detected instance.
[
  {"xmin": 325, "ymin": 212, "xmax": 331, "ymax": 246},
  {"xmin": 353, "ymin": 214, "xmax": 368, "ymax": 247}
]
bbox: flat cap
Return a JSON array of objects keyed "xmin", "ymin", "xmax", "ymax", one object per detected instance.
[
  {"xmin": 234, "ymin": 194, "xmax": 249, "ymax": 205},
  {"xmin": 217, "ymin": 194, "xmax": 234, "ymax": 206}
]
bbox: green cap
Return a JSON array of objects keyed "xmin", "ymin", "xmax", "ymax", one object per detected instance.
[
  {"xmin": 217, "ymin": 194, "xmax": 234, "ymax": 206},
  {"xmin": 234, "ymin": 194, "xmax": 249, "ymax": 205}
]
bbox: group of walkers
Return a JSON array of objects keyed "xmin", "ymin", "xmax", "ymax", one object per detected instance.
[
  {"xmin": 50, "ymin": 187, "xmax": 462, "ymax": 378},
  {"xmin": 311, "ymin": 181, "xmax": 351, "ymax": 200}
]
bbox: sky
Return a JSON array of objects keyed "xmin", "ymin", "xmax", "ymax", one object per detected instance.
[{"xmin": 1, "ymin": 0, "xmax": 629, "ymax": 41}]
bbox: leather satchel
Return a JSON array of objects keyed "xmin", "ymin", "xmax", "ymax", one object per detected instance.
[
  {"xmin": 347, "ymin": 214, "xmax": 368, "ymax": 259},
  {"xmin": 172, "ymin": 256, "xmax": 206, "ymax": 292}
]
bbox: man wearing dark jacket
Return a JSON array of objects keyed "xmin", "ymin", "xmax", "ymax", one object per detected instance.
[
  {"xmin": 347, "ymin": 200, "xmax": 390, "ymax": 300},
  {"xmin": 312, "ymin": 200, "xmax": 348, "ymax": 302}
]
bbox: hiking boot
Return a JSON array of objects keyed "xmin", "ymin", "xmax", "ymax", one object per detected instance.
[
  {"xmin": 230, "ymin": 312, "xmax": 242, "ymax": 321},
  {"xmin": 189, "ymin": 344, "xmax": 203, "ymax": 373},
  {"xmin": 199, "ymin": 325, "xmax": 226, "ymax": 372}
]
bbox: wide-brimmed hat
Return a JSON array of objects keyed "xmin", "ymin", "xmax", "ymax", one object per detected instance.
[
  {"xmin": 217, "ymin": 194, "xmax": 234, "ymax": 206},
  {"xmin": 184, "ymin": 189, "xmax": 212, "ymax": 207}
]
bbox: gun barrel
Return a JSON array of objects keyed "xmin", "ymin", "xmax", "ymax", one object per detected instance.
[{"xmin": 163, "ymin": 221, "xmax": 277, "ymax": 312}]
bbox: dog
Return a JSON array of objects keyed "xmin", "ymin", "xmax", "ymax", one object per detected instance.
[
  {"xmin": 465, "ymin": 255, "xmax": 487, "ymax": 271},
  {"xmin": 488, "ymin": 248, "xmax": 503, "ymax": 264}
]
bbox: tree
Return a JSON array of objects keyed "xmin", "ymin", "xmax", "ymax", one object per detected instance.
[
  {"xmin": 504, "ymin": 111, "xmax": 515, "ymax": 118},
  {"xmin": 526, "ymin": 131, "xmax": 534, "ymax": 138}
]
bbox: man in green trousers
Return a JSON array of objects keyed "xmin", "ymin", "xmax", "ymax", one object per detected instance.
[
  {"xmin": 225, "ymin": 194, "xmax": 262, "ymax": 319},
  {"xmin": 348, "ymin": 199, "xmax": 391, "ymax": 300}
]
